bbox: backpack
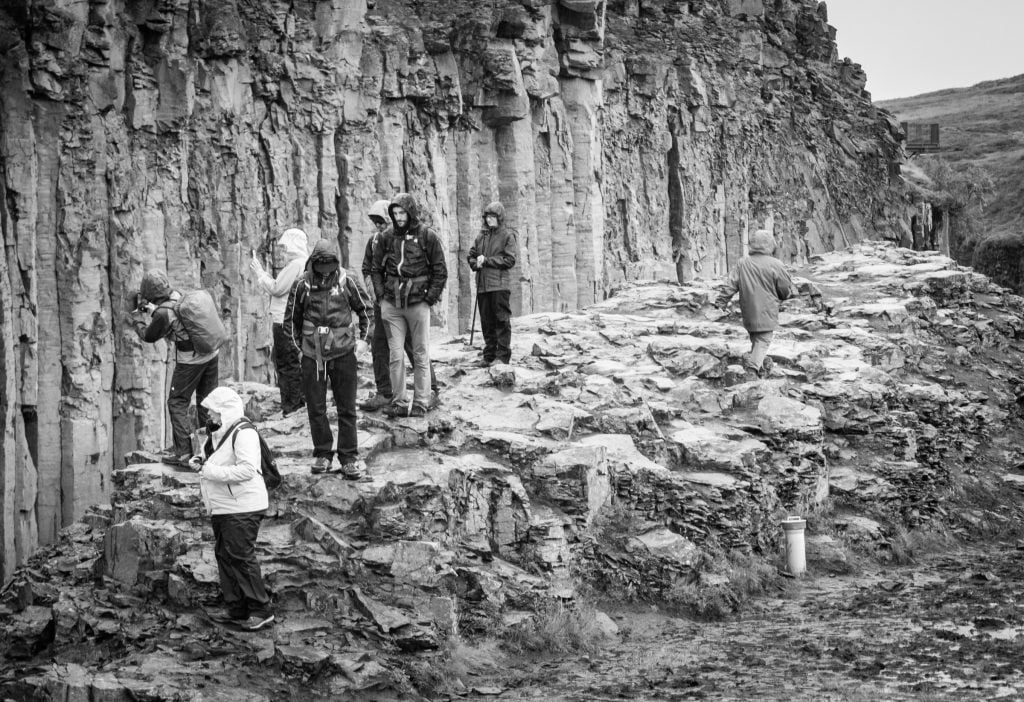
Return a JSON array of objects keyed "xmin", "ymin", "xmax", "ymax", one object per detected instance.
[
  {"xmin": 213, "ymin": 418, "xmax": 282, "ymax": 491},
  {"xmin": 175, "ymin": 290, "xmax": 229, "ymax": 355}
]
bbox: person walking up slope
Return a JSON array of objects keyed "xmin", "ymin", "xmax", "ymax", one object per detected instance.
[
  {"xmin": 189, "ymin": 386, "xmax": 274, "ymax": 631},
  {"xmin": 370, "ymin": 193, "xmax": 448, "ymax": 418},
  {"xmin": 286, "ymin": 240, "xmax": 369, "ymax": 477},
  {"xmin": 467, "ymin": 201, "xmax": 518, "ymax": 366},
  {"xmin": 716, "ymin": 229, "xmax": 792, "ymax": 377},
  {"xmin": 250, "ymin": 227, "xmax": 308, "ymax": 416}
]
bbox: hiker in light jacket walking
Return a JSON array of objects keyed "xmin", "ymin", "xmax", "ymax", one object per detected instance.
[
  {"xmin": 716, "ymin": 229, "xmax": 792, "ymax": 376},
  {"xmin": 189, "ymin": 386, "xmax": 274, "ymax": 632},
  {"xmin": 468, "ymin": 201, "xmax": 518, "ymax": 366},
  {"xmin": 250, "ymin": 227, "xmax": 308, "ymax": 416}
]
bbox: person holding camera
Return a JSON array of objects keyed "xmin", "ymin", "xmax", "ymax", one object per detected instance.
[
  {"xmin": 188, "ymin": 386, "xmax": 275, "ymax": 631},
  {"xmin": 250, "ymin": 227, "xmax": 309, "ymax": 417},
  {"xmin": 131, "ymin": 270, "xmax": 219, "ymax": 467}
]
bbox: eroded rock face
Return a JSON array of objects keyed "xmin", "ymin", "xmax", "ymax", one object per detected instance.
[{"xmin": 0, "ymin": 1, "xmax": 906, "ymax": 583}]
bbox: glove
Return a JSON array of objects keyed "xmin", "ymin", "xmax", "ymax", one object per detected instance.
[
  {"xmin": 475, "ymin": 255, "xmax": 486, "ymax": 268},
  {"xmin": 188, "ymin": 456, "xmax": 204, "ymax": 472}
]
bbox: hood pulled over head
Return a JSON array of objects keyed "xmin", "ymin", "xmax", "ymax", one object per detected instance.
[
  {"xmin": 201, "ymin": 386, "xmax": 246, "ymax": 430},
  {"xmin": 388, "ymin": 193, "xmax": 420, "ymax": 231},
  {"xmin": 140, "ymin": 269, "xmax": 172, "ymax": 303},
  {"xmin": 368, "ymin": 199, "xmax": 390, "ymax": 223},
  {"xmin": 749, "ymin": 229, "xmax": 777, "ymax": 255},
  {"xmin": 278, "ymin": 228, "xmax": 308, "ymax": 261},
  {"xmin": 483, "ymin": 201, "xmax": 505, "ymax": 227}
]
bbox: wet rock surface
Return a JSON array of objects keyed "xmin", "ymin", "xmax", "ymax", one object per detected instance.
[{"xmin": 4, "ymin": 243, "xmax": 1024, "ymax": 699}]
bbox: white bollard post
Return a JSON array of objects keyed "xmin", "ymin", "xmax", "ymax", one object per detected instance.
[{"xmin": 781, "ymin": 515, "xmax": 807, "ymax": 576}]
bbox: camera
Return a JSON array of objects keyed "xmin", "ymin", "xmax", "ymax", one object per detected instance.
[{"xmin": 132, "ymin": 293, "xmax": 151, "ymax": 314}]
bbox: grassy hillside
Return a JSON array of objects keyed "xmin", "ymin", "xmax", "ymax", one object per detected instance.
[{"xmin": 879, "ymin": 74, "xmax": 1024, "ymax": 237}]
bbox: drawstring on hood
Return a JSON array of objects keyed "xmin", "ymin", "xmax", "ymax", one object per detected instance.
[
  {"xmin": 278, "ymin": 228, "xmax": 308, "ymax": 262},
  {"xmin": 201, "ymin": 387, "xmax": 247, "ymax": 444},
  {"xmin": 749, "ymin": 230, "xmax": 777, "ymax": 255}
]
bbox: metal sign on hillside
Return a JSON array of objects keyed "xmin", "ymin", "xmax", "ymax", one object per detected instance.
[{"xmin": 902, "ymin": 122, "xmax": 941, "ymax": 153}]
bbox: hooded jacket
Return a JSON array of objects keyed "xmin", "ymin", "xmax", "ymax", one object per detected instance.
[
  {"xmin": 369, "ymin": 193, "xmax": 448, "ymax": 307},
  {"xmin": 197, "ymin": 387, "xmax": 267, "ymax": 516},
  {"xmin": 134, "ymin": 269, "xmax": 218, "ymax": 365},
  {"xmin": 717, "ymin": 230, "xmax": 792, "ymax": 332},
  {"xmin": 467, "ymin": 201, "xmax": 518, "ymax": 293},
  {"xmin": 361, "ymin": 200, "xmax": 393, "ymax": 304},
  {"xmin": 255, "ymin": 227, "xmax": 308, "ymax": 324},
  {"xmin": 285, "ymin": 240, "xmax": 368, "ymax": 363}
]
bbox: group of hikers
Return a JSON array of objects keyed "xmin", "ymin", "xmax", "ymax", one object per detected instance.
[
  {"xmin": 129, "ymin": 187, "xmax": 816, "ymax": 632},
  {"xmin": 128, "ymin": 192, "xmax": 518, "ymax": 630}
]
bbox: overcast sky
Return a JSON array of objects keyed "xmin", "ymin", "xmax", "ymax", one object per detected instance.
[{"xmin": 824, "ymin": 0, "xmax": 1024, "ymax": 101}]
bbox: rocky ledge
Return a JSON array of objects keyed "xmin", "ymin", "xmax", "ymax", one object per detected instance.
[{"xmin": 3, "ymin": 242, "xmax": 1024, "ymax": 699}]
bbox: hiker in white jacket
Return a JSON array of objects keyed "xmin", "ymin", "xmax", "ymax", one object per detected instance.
[
  {"xmin": 189, "ymin": 386, "xmax": 274, "ymax": 631},
  {"xmin": 251, "ymin": 227, "xmax": 308, "ymax": 415}
]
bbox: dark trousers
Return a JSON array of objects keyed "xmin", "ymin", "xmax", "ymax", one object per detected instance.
[
  {"xmin": 478, "ymin": 290, "xmax": 512, "ymax": 363},
  {"xmin": 211, "ymin": 511, "xmax": 271, "ymax": 618},
  {"xmin": 168, "ymin": 356, "xmax": 219, "ymax": 456},
  {"xmin": 371, "ymin": 304, "xmax": 438, "ymax": 396},
  {"xmin": 272, "ymin": 323, "xmax": 305, "ymax": 413},
  {"xmin": 302, "ymin": 351, "xmax": 358, "ymax": 462}
]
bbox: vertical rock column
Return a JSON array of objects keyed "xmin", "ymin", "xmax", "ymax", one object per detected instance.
[
  {"xmin": 56, "ymin": 112, "xmax": 115, "ymax": 525},
  {"xmin": 561, "ymin": 78, "xmax": 604, "ymax": 308}
]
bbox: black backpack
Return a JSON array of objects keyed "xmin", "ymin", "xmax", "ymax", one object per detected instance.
[{"xmin": 212, "ymin": 418, "xmax": 282, "ymax": 491}]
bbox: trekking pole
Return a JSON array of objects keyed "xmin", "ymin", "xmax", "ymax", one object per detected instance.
[{"xmin": 469, "ymin": 293, "xmax": 478, "ymax": 346}]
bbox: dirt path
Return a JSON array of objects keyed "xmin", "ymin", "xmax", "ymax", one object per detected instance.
[{"xmin": 467, "ymin": 544, "xmax": 1024, "ymax": 701}]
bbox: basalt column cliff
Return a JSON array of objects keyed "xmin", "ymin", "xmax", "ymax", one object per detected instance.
[{"xmin": 0, "ymin": 0, "xmax": 905, "ymax": 581}]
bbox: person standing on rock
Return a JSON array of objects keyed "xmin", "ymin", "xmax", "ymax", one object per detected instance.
[
  {"xmin": 359, "ymin": 199, "xmax": 440, "ymax": 412},
  {"xmin": 132, "ymin": 270, "xmax": 219, "ymax": 468},
  {"xmin": 468, "ymin": 201, "xmax": 518, "ymax": 367},
  {"xmin": 715, "ymin": 229, "xmax": 792, "ymax": 377},
  {"xmin": 370, "ymin": 192, "xmax": 448, "ymax": 418},
  {"xmin": 188, "ymin": 386, "xmax": 275, "ymax": 631},
  {"xmin": 250, "ymin": 227, "xmax": 308, "ymax": 416},
  {"xmin": 285, "ymin": 240, "xmax": 369, "ymax": 477}
]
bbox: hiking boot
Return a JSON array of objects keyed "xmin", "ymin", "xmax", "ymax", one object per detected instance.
[
  {"xmin": 383, "ymin": 401, "xmax": 410, "ymax": 418},
  {"xmin": 474, "ymin": 358, "xmax": 493, "ymax": 368},
  {"xmin": 407, "ymin": 403, "xmax": 427, "ymax": 418},
  {"xmin": 337, "ymin": 460, "xmax": 367, "ymax": 480},
  {"xmin": 240, "ymin": 614, "xmax": 275, "ymax": 631},
  {"xmin": 311, "ymin": 456, "xmax": 332, "ymax": 474},
  {"xmin": 282, "ymin": 402, "xmax": 305, "ymax": 417},
  {"xmin": 359, "ymin": 393, "xmax": 393, "ymax": 411},
  {"xmin": 760, "ymin": 357, "xmax": 774, "ymax": 376}
]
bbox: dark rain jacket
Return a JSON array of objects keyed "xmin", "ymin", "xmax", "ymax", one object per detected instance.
[
  {"xmin": 134, "ymin": 269, "xmax": 216, "ymax": 364},
  {"xmin": 369, "ymin": 193, "xmax": 448, "ymax": 308},
  {"xmin": 286, "ymin": 240, "xmax": 368, "ymax": 361},
  {"xmin": 468, "ymin": 201, "xmax": 518, "ymax": 293}
]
